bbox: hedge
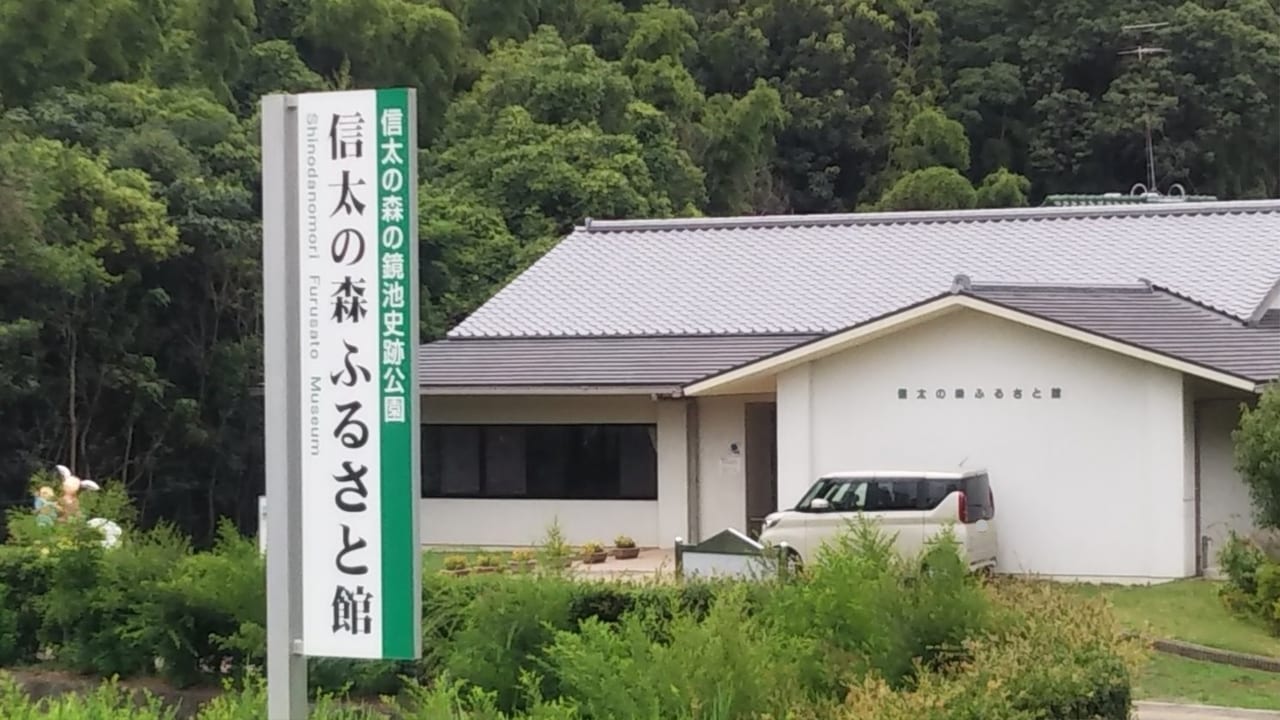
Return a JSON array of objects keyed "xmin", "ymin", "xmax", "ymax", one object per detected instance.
[{"xmin": 0, "ymin": 513, "xmax": 1141, "ymax": 719}]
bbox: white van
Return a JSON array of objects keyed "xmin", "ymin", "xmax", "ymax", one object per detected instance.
[{"xmin": 758, "ymin": 470, "xmax": 998, "ymax": 572}]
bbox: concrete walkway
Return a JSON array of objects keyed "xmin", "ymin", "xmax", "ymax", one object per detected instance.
[
  {"xmin": 569, "ymin": 547, "xmax": 674, "ymax": 582},
  {"xmin": 1136, "ymin": 702, "xmax": 1280, "ymax": 719}
]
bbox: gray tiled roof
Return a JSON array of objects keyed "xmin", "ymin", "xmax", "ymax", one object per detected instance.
[
  {"xmin": 449, "ymin": 201, "xmax": 1280, "ymax": 338},
  {"xmin": 419, "ymin": 334, "xmax": 817, "ymax": 389},
  {"xmin": 968, "ymin": 284, "xmax": 1280, "ymax": 383},
  {"xmin": 418, "ymin": 283, "xmax": 1279, "ymax": 390}
]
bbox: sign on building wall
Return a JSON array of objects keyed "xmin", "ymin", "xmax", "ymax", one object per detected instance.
[
  {"xmin": 897, "ymin": 386, "xmax": 1064, "ymax": 401},
  {"xmin": 296, "ymin": 89, "xmax": 420, "ymax": 660}
]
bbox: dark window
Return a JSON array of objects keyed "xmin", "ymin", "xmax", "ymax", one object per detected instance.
[
  {"xmin": 962, "ymin": 473, "xmax": 995, "ymax": 520},
  {"xmin": 422, "ymin": 424, "xmax": 658, "ymax": 500},
  {"xmin": 861, "ymin": 480, "xmax": 920, "ymax": 512},
  {"xmin": 922, "ymin": 480, "xmax": 962, "ymax": 510},
  {"xmin": 798, "ymin": 478, "xmax": 923, "ymax": 512},
  {"xmin": 436, "ymin": 426, "xmax": 480, "ymax": 495}
]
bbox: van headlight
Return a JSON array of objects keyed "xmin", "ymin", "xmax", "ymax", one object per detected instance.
[{"xmin": 762, "ymin": 515, "xmax": 781, "ymax": 530}]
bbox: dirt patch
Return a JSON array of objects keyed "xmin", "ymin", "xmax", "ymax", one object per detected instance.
[{"xmin": 3, "ymin": 668, "xmax": 222, "ymax": 718}]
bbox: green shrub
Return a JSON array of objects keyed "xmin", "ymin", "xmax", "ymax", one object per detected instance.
[
  {"xmin": 543, "ymin": 584, "xmax": 823, "ymax": 719},
  {"xmin": 436, "ymin": 575, "xmax": 577, "ymax": 712},
  {"xmin": 1218, "ymin": 531, "xmax": 1280, "ymax": 632},
  {"xmin": 975, "ymin": 582, "xmax": 1139, "ymax": 720},
  {"xmin": 393, "ymin": 676, "xmax": 579, "ymax": 719},
  {"xmin": 140, "ymin": 521, "xmax": 264, "ymax": 687},
  {"xmin": 0, "ymin": 672, "xmax": 174, "ymax": 720},
  {"xmin": 839, "ymin": 581, "xmax": 1141, "ymax": 720},
  {"xmin": 0, "ymin": 545, "xmax": 51, "ymax": 665},
  {"xmin": 36, "ymin": 522, "xmax": 189, "ymax": 676},
  {"xmin": 1257, "ymin": 561, "xmax": 1280, "ymax": 632},
  {"xmin": 0, "ymin": 516, "xmax": 1136, "ymax": 720},
  {"xmin": 759, "ymin": 520, "xmax": 991, "ymax": 690},
  {"xmin": 308, "ymin": 657, "xmax": 413, "ymax": 698},
  {"xmin": 1234, "ymin": 386, "xmax": 1280, "ymax": 529}
]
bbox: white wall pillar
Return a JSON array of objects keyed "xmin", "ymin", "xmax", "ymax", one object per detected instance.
[
  {"xmin": 776, "ymin": 365, "xmax": 813, "ymax": 511},
  {"xmin": 1145, "ymin": 370, "xmax": 1194, "ymax": 578},
  {"xmin": 656, "ymin": 399, "xmax": 690, "ymax": 546}
]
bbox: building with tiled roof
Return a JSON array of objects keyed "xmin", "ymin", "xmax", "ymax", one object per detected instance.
[{"xmin": 418, "ymin": 200, "xmax": 1280, "ymax": 582}]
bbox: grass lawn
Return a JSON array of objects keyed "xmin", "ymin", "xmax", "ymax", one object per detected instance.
[
  {"xmin": 1066, "ymin": 579, "xmax": 1280, "ymax": 657},
  {"xmin": 1057, "ymin": 579, "xmax": 1280, "ymax": 711},
  {"xmin": 1135, "ymin": 653, "xmax": 1280, "ymax": 711}
]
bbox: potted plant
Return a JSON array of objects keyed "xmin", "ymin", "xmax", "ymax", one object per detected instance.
[
  {"xmin": 509, "ymin": 548, "xmax": 537, "ymax": 572},
  {"xmin": 581, "ymin": 541, "xmax": 608, "ymax": 564},
  {"xmin": 613, "ymin": 535, "xmax": 640, "ymax": 560},
  {"xmin": 474, "ymin": 554, "xmax": 502, "ymax": 574},
  {"xmin": 442, "ymin": 555, "xmax": 470, "ymax": 576}
]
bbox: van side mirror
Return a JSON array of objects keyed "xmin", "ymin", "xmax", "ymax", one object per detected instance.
[{"xmin": 808, "ymin": 498, "xmax": 831, "ymax": 511}]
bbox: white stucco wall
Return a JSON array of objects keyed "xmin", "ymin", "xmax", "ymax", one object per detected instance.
[
  {"xmin": 419, "ymin": 395, "xmax": 670, "ymax": 547},
  {"xmin": 776, "ymin": 309, "xmax": 1194, "ymax": 581},
  {"xmin": 695, "ymin": 396, "xmax": 747, "ymax": 541},
  {"xmin": 656, "ymin": 399, "xmax": 691, "ymax": 545},
  {"xmin": 1198, "ymin": 398, "xmax": 1257, "ymax": 575}
]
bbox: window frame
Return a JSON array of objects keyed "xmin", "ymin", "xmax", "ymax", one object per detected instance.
[{"xmin": 421, "ymin": 423, "xmax": 659, "ymax": 501}]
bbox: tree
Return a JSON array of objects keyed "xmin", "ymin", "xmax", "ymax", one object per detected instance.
[
  {"xmin": 303, "ymin": 0, "xmax": 462, "ymax": 141},
  {"xmin": 4, "ymin": 83, "xmax": 265, "ymax": 537},
  {"xmin": 1235, "ymin": 386, "xmax": 1280, "ymax": 530},
  {"xmin": 975, "ymin": 168, "xmax": 1030, "ymax": 208},
  {"xmin": 0, "ymin": 0, "xmax": 1275, "ymax": 543},
  {"xmin": 876, "ymin": 166, "xmax": 976, "ymax": 211},
  {"xmin": 0, "ymin": 130, "xmax": 179, "ymax": 492},
  {"xmin": 894, "ymin": 106, "xmax": 970, "ymax": 173}
]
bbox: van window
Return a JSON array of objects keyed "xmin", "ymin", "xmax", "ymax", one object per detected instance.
[
  {"xmin": 962, "ymin": 473, "xmax": 995, "ymax": 520},
  {"xmin": 861, "ymin": 480, "xmax": 920, "ymax": 512},
  {"xmin": 921, "ymin": 480, "xmax": 961, "ymax": 509},
  {"xmin": 799, "ymin": 478, "xmax": 921, "ymax": 512}
]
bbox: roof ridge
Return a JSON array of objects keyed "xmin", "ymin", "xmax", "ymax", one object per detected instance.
[
  {"xmin": 967, "ymin": 280, "xmax": 1153, "ymax": 293},
  {"xmin": 434, "ymin": 331, "xmax": 822, "ymax": 342},
  {"xmin": 580, "ymin": 199, "xmax": 1280, "ymax": 233}
]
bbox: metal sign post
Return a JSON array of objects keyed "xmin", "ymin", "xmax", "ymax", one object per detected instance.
[
  {"xmin": 262, "ymin": 92, "xmax": 308, "ymax": 720},
  {"xmin": 262, "ymin": 88, "xmax": 421, "ymax": 719}
]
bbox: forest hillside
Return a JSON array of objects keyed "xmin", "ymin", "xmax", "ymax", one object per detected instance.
[{"xmin": 0, "ymin": 0, "xmax": 1276, "ymax": 539}]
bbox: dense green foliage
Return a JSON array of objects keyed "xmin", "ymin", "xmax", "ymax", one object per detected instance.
[
  {"xmin": 0, "ymin": 0, "xmax": 1276, "ymax": 538},
  {"xmin": 1219, "ymin": 530, "xmax": 1280, "ymax": 635},
  {"xmin": 1235, "ymin": 386, "xmax": 1280, "ymax": 530},
  {"xmin": 0, "ymin": 513, "xmax": 1140, "ymax": 719}
]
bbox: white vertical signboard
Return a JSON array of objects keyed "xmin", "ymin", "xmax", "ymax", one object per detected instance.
[
  {"xmin": 262, "ymin": 90, "xmax": 420, "ymax": 718},
  {"xmin": 294, "ymin": 89, "xmax": 421, "ymax": 660}
]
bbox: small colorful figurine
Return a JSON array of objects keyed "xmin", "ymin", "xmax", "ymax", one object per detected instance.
[
  {"xmin": 54, "ymin": 464, "xmax": 100, "ymax": 521},
  {"xmin": 33, "ymin": 486, "xmax": 57, "ymax": 527}
]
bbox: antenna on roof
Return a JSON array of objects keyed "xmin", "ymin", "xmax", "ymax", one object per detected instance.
[{"xmin": 1119, "ymin": 22, "xmax": 1172, "ymax": 197}]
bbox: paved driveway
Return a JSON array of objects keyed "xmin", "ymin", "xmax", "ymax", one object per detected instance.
[{"xmin": 1136, "ymin": 702, "xmax": 1280, "ymax": 719}]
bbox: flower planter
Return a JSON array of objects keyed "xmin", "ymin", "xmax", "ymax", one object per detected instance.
[
  {"xmin": 441, "ymin": 568, "xmax": 470, "ymax": 577},
  {"xmin": 612, "ymin": 546, "xmax": 640, "ymax": 560},
  {"xmin": 508, "ymin": 560, "xmax": 537, "ymax": 572},
  {"xmin": 474, "ymin": 565, "xmax": 501, "ymax": 574},
  {"xmin": 581, "ymin": 551, "xmax": 608, "ymax": 564}
]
